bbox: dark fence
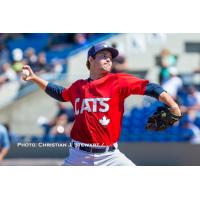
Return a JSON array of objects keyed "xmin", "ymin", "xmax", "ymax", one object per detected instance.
[{"xmin": 5, "ymin": 142, "xmax": 200, "ymax": 166}]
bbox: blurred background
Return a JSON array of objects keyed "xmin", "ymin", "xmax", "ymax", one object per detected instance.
[{"xmin": 1, "ymin": 33, "xmax": 200, "ymax": 165}]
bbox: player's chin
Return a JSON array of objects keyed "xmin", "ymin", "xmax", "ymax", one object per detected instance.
[{"xmin": 102, "ymin": 65, "xmax": 112, "ymax": 72}]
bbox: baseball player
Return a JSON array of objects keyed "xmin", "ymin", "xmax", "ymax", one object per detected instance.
[{"xmin": 22, "ymin": 43, "xmax": 182, "ymax": 166}]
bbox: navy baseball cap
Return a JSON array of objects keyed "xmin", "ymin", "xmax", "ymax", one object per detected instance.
[{"xmin": 87, "ymin": 43, "xmax": 119, "ymax": 60}]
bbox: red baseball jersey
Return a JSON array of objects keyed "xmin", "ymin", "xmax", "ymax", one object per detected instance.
[{"xmin": 61, "ymin": 73, "xmax": 149, "ymax": 145}]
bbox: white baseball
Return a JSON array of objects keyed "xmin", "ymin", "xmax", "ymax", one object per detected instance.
[{"xmin": 22, "ymin": 69, "xmax": 30, "ymax": 78}]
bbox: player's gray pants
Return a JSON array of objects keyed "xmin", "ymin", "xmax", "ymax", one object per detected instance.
[{"xmin": 62, "ymin": 146, "xmax": 135, "ymax": 166}]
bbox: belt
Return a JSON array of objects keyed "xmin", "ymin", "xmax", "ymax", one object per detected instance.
[{"xmin": 71, "ymin": 142, "xmax": 116, "ymax": 153}]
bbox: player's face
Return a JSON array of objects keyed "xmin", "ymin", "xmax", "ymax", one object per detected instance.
[{"xmin": 92, "ymin": 50, "xmax": 113, "ymax": 72}]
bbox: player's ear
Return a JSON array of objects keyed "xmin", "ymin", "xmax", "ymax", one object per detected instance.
[
  {"xmin": 89, "ymin": 56, "xmax": 94, "ymax": 63},
  {"xmin": 88, "ymin": 56, "xmax": 95, "ymax": 66}
]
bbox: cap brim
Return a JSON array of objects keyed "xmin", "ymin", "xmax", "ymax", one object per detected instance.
[
  {"xmin": 87, "ymin": 45, "xmax": 119, "ymax": 60},
  {"xmin": 102, "ymin": 47, "xmax": 119, "ymax": 59}
]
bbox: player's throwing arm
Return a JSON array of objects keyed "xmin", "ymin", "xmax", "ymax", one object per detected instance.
[{"xmin": 22, "ymin": 65, "xmax": 48, "ymax": 90}]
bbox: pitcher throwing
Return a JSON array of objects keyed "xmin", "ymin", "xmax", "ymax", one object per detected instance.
[{"xmin": 22, "ymin": 43, "xmax": 182, "ymax": 166}]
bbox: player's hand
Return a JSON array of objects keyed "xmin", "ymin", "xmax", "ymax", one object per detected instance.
[
  {"xmin": 145, "ymin": 106, "xmax": 183, "ymax": 131},
  {"xmin": 21, "ymin": 65, "xmax": 36, "ymax": 81},
  {"xmin": 169, "ymin": 106, "xmax": 182, "ymax": 117}
]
